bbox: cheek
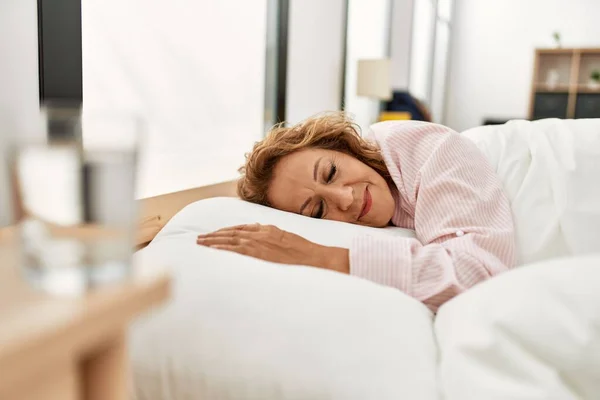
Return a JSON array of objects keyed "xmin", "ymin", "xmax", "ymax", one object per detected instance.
[{"xmin": 372, "ymin": 181, "xmax": 394, "ymax": 219}]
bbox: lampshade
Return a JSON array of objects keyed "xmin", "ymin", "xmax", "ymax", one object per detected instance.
[{"xmin": 356, "ymin": 58, "xmax": 392, "ymax": 100}]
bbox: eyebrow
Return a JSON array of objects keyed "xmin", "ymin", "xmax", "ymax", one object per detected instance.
[{"xmin": 300, "ymin": 157, "xmax": 324, "ymax": 215}]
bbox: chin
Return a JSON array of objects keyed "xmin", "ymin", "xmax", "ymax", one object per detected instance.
[
  {"xmin": 361, "ymin": 218, "xmax": 387, "ymax": 228},
  {"xmin": 372, "ymin": 220, "xmax": 389, "ymax": 228}
]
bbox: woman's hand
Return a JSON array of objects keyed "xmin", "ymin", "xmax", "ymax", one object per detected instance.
[{"xmin": 196, "ymin": 224, "xmax": 349, "ymax": 274}]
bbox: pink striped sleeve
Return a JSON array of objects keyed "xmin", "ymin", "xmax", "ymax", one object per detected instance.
[{"xmin": 349, "ymin": 122, "xmax": 516, "ymax": 312}]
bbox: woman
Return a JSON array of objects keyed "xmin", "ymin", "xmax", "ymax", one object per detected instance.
[{"xmin": 197, "ymin": 113, "xmax": 516, "ymax": 311}]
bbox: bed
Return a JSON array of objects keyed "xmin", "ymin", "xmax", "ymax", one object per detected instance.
[{"xmin": 131, "ymin": 118, "xmax": 600, "ymax": 400}]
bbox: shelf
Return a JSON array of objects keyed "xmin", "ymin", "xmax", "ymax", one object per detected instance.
[
  {"xmin": 578, "ymin": 48, "xmax": 600, "ymax": 55},
  {"xmin": 534, "ymin": 84, "xmax": 570, "ymax": 93},
  {"xmin": 537, "ymin": 48, "xmax": 577, "ymax": 55},
  {"xmin": 578, "ymin": 54, "xmax": 600, "ymax": 85},
  {"xmin": 531, "ymin": 47, "xmax": 600, "ymax": 120},
  {"xmin": 535, "ymin": 84, "xmax": 600, "ymax": 93},
  {"xmin": 577, "ymin": 85, "xmax": 600, "ymax": 94}
]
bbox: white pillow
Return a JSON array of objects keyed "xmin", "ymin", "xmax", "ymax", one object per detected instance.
[
  {"xmin": 435, "ymin": 255, "xmax": 600, "ymax": 400},
  {"xmin": 130, "ymin": 198, "xmax": 437, "ymax": 400},
  {"xmin": 153, "ymin": 196, "xmax": 416, "ymax": 248}
]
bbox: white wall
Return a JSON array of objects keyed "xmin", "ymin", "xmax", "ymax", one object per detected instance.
[
  {"xmin": 286, "ymin": 0, "xmax": 346, "ymax": 124},
  {"xmin": 344, "ymin": 0, "xmax": 391, "ymax": 133},
  {"xmin": 389, "ymin": 0, "xmax": 414, "ymax": 90},
  {"xmin": 82, "ymin": 0, "xmax": 267, "ymax": 198},
  {"xmin": 0, "ymin": 0, "xmax": 40, "ymax": 225},
  {"xmin": 446, "ymin": 0, "xmax": 600, "ymax": 132}
]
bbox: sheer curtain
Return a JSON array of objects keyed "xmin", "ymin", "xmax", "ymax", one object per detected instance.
[{"xmin": 82, "ymin": 0, "xmax": 267, "ymax": 198}]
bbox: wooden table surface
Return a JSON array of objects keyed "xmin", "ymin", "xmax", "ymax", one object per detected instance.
[{"xmin": 0, "ymin": 232, "xmax": 171, "ymax": 400}]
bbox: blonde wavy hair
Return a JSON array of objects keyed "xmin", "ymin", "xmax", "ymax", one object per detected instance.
[{"xmin": 237, "ymin": 112, "xmax": 390, "ymax": 206}]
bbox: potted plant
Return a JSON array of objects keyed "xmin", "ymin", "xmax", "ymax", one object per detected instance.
[
  {"xmin": 552, "ymin": 31, "xmax": 562, "ymax": 48},
  {"xmin": 590, "ymin": 70, "xmax": 600, "ymax": 89}
]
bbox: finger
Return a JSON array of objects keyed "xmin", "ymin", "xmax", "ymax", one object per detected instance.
[
  {"xmin": 198, "ymin": 224, "xmax": 261, "ymax": 238},
  {"xmin": 211, "ymin": 244, "xmax": 253, "ymax": 257},
  {"xmin": 197, "ymin": 236, "xmax": 244, "ymax": 246},
  {"xmin": 198, "ymin": 230, "xmax": 239, "ymax": 239},
  {"xmin": 198, "ymin": 229, "xmax": 261, "ymax": 240},
  {"xmin": 210, "ymin": 244, "xmax": 238, "ymax": 254}
]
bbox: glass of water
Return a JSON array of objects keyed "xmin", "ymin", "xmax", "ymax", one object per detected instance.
[{"xmin": 10, "ymin": 110, "xmax": 142, "ymax": 296}]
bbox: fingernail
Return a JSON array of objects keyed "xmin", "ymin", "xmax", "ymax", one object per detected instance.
[
  {"xmin": 197, "ymin": 238, "xmax": 204, "ymax": 243},
  {"xmin": 197, "ymin": 234, "xmax": 206, "ymax": 238}
]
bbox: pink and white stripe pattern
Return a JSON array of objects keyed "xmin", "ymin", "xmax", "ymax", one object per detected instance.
[{"xmin": 349, "ymin": 121, "xmax": 516, "ymax": 312}]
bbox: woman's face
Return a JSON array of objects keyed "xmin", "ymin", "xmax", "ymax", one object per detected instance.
[{"xmin": 267, "ymin": 148, "xmax": 395, "ymax": 227}]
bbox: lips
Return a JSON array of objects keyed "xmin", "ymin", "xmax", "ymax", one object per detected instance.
[{"xmin": 359, "ymin": 186, "xmax": 372, "ymax": 219}]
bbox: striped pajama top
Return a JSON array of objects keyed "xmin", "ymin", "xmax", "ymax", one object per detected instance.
[{"xmin": 349, "ymin": 121, "xmax": 516, "ymax": 312}]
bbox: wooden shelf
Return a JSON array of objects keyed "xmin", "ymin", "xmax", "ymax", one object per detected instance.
[
  {"xmin": 530, "ymin": 47, "xmax": 600, "ymax": 119},
  {"xmin": 576, "ymin": 85, "xmax": 600, "ymax": 94},
  {"xmin": 537, "ymin": 48, "xmax": 600, "ymax": 55},
  {"xmin": 534, "ymin": 84, "xmax": 600, "ymax": 93},
  {"xmin": 534, "ymin": 84, "xmax": 570, "ymax": 93},
  {"xmin": 536, "ymin": 48, "xmax": 577, "ymax": 55},
  {"xmin": 578, "ymin": 48, "xmax": 600, "ymax": 54}
]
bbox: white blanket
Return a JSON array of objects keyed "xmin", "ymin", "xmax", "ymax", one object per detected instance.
[
  {"xmin": 462, "ymin": 118, "xmax": 600, "ymax": 264},
  {"xmin": 436, "ymin": 255, "xmax": 600, "ymax": 400}
]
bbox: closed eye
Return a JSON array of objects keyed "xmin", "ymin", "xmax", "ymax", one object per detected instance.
[
  {"xmin": 326, "ymin": 163, "xmax": 337, "ymax": 183},
  {"xmin": 313, "ymin": 200, "xmax": 324, "ymax": 219},
  {"xmin": 313, "ymin": 163, "xmax": 337, "ymax": 219},
  {"xmin": 308, "ymin": 162, "xmax": 337, "ymax": 219}
]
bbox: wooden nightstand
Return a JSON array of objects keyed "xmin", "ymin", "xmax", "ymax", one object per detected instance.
[{"xmin": 0, "ymin": 232, "xmax": 171, "ymax": 400}]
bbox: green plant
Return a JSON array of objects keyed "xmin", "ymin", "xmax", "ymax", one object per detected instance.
[
  {"xmin": 591, "ymin": 70, "xmax": 600, "ymax": 83},
  {"xmin": 552, "ymin": 31, "xmax": 562, "ymax": 47}
]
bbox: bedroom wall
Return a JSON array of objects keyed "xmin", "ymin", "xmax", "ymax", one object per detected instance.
[
  {"xmin": 82, "ymin": 0, "xmax": 267, "ymax": 198},
  {"xmin": 285, "ymin": 0, "xmax": 346, "ymax": 125},
  {"xmin": 446, "ymin": 0, "xmax": 600, "ymax": 132}
]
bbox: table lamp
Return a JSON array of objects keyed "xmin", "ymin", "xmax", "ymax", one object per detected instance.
[{"xmin": 356, "ymin": 58, "xmax": 392, "ymax": 101}]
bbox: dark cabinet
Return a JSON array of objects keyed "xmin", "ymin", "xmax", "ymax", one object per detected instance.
[
  {"xmin": 532, "ymin": 93, "xmax": 569, "ymax": 120},
  {"xmin": 575, "ymin": 94, "xmax": 600, "ymax": 119}
]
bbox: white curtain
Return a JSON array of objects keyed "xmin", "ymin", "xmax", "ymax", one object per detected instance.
[{"xmin": 82, "ymin": 0, "xmax": 267, "ymax": 198}]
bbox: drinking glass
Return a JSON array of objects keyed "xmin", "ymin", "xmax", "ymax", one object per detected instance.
[{"xmin": 10, "ymin": 110, "xmax": 142, "ymax": 296}]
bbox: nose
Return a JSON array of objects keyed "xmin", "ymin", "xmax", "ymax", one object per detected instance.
[{"xmin": 328, "ymin": 185, "xmax": 354, "ymax": 211}]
